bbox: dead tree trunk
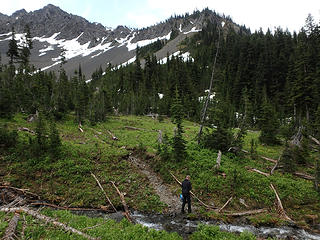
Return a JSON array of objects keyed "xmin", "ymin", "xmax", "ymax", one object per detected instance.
[
  {"xmin": 270, "ymin": 184, "xmax": 292, "ymax": 221},
  {"xmin": 270, "ymin": 155, "xmax": 281, "ymax": 175},
  {"xmin": 107, "ymin": 130, "xmax": 118, "ymax": 140},
  {"xmin": 0, "ymin": 207, "xmax": 98, "ymax": 240},
  {"xmin": 214, "ymin": 150, "xmax": 222, "ymax": 169},
  {"xmin": 225, "ymin": 209, "xmax": 267, "ymax": 216},
  {"xmin": 3, "ymin": 212, "xmax": 20, "ymax": 240},
  {"xmin": 198, "ymin": 25, "xmax": 221, "ymax": 144},
  {"xmin": 91, "ymin": 173, "xmax": 117, "ymax": 212},
  {"xmin": 158, "ymin": 130, "xmax": 163, "ymax": 144},
  {"xmin": 110, "ymin": 181, "xmax": 132, "ymax": 222},
  {"xmin": 217, "ymin": 196, "xmax": 232, "ymax": 213}
]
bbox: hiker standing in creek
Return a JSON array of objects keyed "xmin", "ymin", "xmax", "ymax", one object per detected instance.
[{"xmin": 181, "ymin": 175, "xmax": 192, "ymax": 213}]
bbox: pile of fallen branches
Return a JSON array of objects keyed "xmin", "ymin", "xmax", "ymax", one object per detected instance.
[{"xmin": 0, "ymin": 186, "xmax": 99, "ymax": 240}]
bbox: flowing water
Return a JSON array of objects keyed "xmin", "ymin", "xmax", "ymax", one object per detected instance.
[{"xmin": 73, "ymin": 210, "xmax": 320, "ymax": 239}]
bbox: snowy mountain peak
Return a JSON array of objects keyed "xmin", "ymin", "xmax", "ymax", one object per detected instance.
[{"xmin": 0, "ymin": 6, "xmax": 235, "ymax": 79}]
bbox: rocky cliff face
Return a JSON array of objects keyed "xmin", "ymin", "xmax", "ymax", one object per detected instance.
[{"xmin": 0, "ymin": 4, "xmax": 235, "ymax": 79}]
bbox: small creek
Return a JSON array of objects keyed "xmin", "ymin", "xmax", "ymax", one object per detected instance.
[{"xmin": 74, "ymin": 210, "xmax": 320, "ymax": 240}]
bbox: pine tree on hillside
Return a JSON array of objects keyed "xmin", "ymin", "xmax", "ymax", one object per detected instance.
[
  {"xmin": 258, "ymin": 93, "xmax": 280, "ymax": 145},
  {"xmin": 6, "ymin": 27, "xmax": 19, "ymax": 66},
  {"xmin": 19, "ymin": 24, "xmax": 33, "ymax": 69},
  {"xmin": 170, "ymin": 86, "xmax": 187, "ymax": 162}
]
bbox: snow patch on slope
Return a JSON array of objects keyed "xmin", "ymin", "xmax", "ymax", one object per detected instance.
[
  {"xmin": 126, "ymin": 31, "xmax": 172, "ymax": 51},
  {"xmin": 159, "ymin": 51, "xmax": 194, "ymax": 64},
  {"xmin": 34, "ymin": 32, "xmax": 114, "ymax": 62},
  {"xmin": 183, "ymin": 27, "xmax": 201, "ymax": 34}
]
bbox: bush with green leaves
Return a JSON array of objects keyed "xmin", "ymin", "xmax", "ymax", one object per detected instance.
[{"xmin": 0, "ymin": 124, "xmax": 18, "ymax": 148}]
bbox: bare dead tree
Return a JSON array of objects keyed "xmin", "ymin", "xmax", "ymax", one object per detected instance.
[{"xmin": 198, "ymin": 21, "xmax": 222, "ymax": 144}]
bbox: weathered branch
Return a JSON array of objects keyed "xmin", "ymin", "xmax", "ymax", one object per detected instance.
[
  {"xmin": 217, "ymin": 196, "xmax": 232, "ymax": 213},
  {"xmin": 260, "ymin": 156, "xmax": 277, "ymax": 163},
  {"xmin": 110, "ymin": 181, "xmax": 132, "ymax": 222},
  {"xmin": 293, "ymin": 172, "xmax": 315, "ymax": 180},
  {"xmin": 17, "ymin": 127, "xmax": 35, "ymax": 135},
  {"xmin": 0, "ymin": 186, "xmax": 39, "ymax": 199},
  {"xmin": 246, "ymin": 167, "xmax": 270, "ymax": 177},
  {"xmin": 270, "ymin": 155, "xmax": 281, "ymax": 175},
  {"xmin": 309, "ymin": 135, "xmax": 320, "ymax": 146},
  {"xmin": 3, "ymin": 212, "xmax": 20, "ymax": 240},
  {"xmin": 270, "ymin": 184, "xmax": 292, "ymax": 221},
  {"xmin": 29, "ymin": 202, "xmax": 111, "ymax": 212},
  {"xmin": 124, "ymin": 126, "xmax": 145, "ymax": 131},
  {"xmin": 106, "ymin": 130, "xmax": 118, "ymax": 140},
  {"xmin": 169, "ymin": 172, "xmax": 216, "ymax": 209},
  {"xmin": 225, "ymin": 209, "xmax": 267, "ymax": 216},
  {"xmin": 91, "ymin": 172, "xmax": 117, "ymax": 212},
  {"xmin": 0, "ymin": 207, "xmax": 98, "ymax": 240}
]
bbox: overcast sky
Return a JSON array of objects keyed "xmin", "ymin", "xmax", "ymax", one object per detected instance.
[{"xmin": 1, "ymin": 0, "xmax": 320, "ymax": 32}]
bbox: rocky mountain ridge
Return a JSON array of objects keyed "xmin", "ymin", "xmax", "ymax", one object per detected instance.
[{"xmin": 0, "ymin": 4, "xmax": 236, "ymax": 79}]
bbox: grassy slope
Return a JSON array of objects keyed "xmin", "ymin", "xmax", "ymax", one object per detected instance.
[{"xmin": 1, "ymin": 114, "xmax": 320, "ymax": 231}]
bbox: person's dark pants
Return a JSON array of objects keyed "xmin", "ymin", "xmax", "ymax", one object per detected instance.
[{"xmin": 182, "ymin": 194, "xmax": 191, "ymax": 213}]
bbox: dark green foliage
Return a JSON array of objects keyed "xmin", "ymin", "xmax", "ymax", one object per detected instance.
[
  {"xmin": 315, "ymin": 158, "xmax": 320, "ymax": 193},
  {"xmin": 281, "ymin": 145, "xmax": 297, "ymax": 173},
  {"xmin": 34, "ymin": 112, "xmax": 48, "ymax": 155},
  {"xmin": 202, "ymin": 127, "xmax": 233, "ymax": 152},
  {"xmin": 170, "ymin": 87, "xmax": 187, "ymax": 161},
  {"xmin": 48, "ymin": 120, "xmax": 62, "ymax": 158},
  {"xmin": 250, "ymin": 138, "xmax": 258, "ymax": 160},
  {"xmin": 0, "ymin": 124, "xmax": 18, "ymax": 148},
  {"xmin": 6, "ymin": 27, "xmax": 19, "ymax": 65},
  {"xmin": 258, "ymin": 98, "xmax": 280, "ymax": 145}
]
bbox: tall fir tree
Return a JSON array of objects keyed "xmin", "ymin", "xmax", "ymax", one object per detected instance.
[{"xmin": 170, "ymin": 86, "xmax": 187, "ymax": 162}]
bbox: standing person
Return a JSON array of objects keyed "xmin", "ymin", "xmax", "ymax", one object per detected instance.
[{"xmin": 181, "ymin": 175, "xmax": 192, "ymax": 213}]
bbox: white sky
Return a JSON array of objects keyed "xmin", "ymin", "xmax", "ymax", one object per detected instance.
[{"xmin": 1, "ymin": 0, "xmax": 320, "ymax": 32}]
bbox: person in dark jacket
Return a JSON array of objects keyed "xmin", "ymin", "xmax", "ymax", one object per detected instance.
[{"xmin": 181, "ymin": 175, "xmax": 192, "ymax": 213}]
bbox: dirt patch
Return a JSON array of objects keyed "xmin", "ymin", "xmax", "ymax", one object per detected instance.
[{"xmin": 128, "ymin": 154, "xmax": 181, "ymax": 213}]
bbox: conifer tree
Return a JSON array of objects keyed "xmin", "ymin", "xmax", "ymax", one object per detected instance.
[
  {"xmin": 49, "ymin": 120, "xmax": 62, "ymax": 158},
  {"xmin": 6, "ymin": 27, "xmax": 19, "ymax": 65},
  {"xmin": 258, "ymin": 93, "xmax": 280, "ymax": 145},
  {"xmin": 170, "ymin": 86, "xmax": 186, "ymax": 162}
]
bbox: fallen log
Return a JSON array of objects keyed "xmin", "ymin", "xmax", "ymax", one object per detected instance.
[
  {"xmin": 217, "ymin": 196, "xmax": 232, "ymax": 213},
  {"xmin": 293, "ymin": 172, "xmax": 315, "ymax": 180},
  {"xmin": 246, "ymin": 167, "xmax": 270, "ymax": 177},
  {"xmin": 241, "ymin": 149, "xmax": 277, "ymax": 163},
  {"xmin": 309, "ymin": 135, "xmax": 320, "ymax": 146},
  {"xmin": 225, "ymin": 209, "xmax": 267, "ymax": 216},
  {"xmin": 17, "ymin": 127, "xmax": 35, "ymax": 135},
  {"xmin": 3, "ymin": 212, "xmax": 20, "ymax": 240},
  {"xmin": 29, "ymin": 202, "xmax": 111, "ymax": 212},
  {"xmin": 91, "ymin": 173, "xmax": 117, "ymax": 212},
  {"xmin": 0, "ymin": 207, "xmax": 98, "ymax": 240},
  {"xmin": 270, "ymin": 184, "xmax": 292, "ymax": 221},
  {"xmin": 106, "ymin": 130, "xmax": 118, "ymax": 140},
  {"xmin": 124, "ymin": 126, "xmax": 145, "ymax": 131},
  {"xmin": 110, "ymin": 181, "xmax": 132, "ymax": 222},
  {"xmin": 169, "ymin": 172, "xmax": 216, "ymax": 209},
  {"xmin": 260, "ymin": 156, "xmax": 277, "ymax": 163},
  {"xmin": 0, "ymin": 186, "xmax": 39, "ymax": 199}
]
